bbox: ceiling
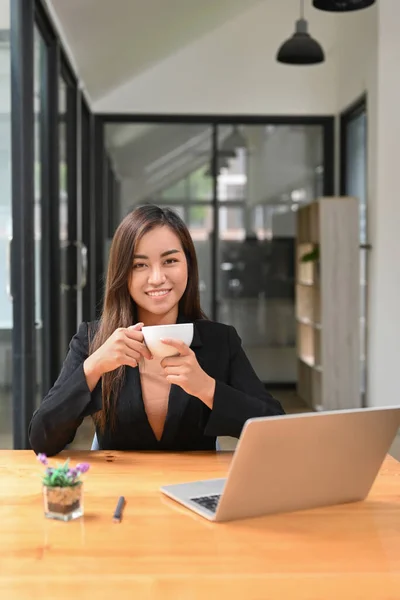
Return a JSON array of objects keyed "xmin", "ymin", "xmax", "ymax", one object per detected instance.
[
  {"xmin": 47, "ymin": 0, "xmax": 263, "ymax": 103},
  {"xmin": 45, "ymin": 0, "xmax": 326, "ymax": 211}
]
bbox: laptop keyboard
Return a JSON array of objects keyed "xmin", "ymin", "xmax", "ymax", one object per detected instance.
[{"xmin": 191, "ymin": 494, "xmax": 221, "ymax": 513}]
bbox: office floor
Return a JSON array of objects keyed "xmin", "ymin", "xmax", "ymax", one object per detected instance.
[{"xmin": 1, "ymin": 388, "xmax": 400, "ymax": 459}]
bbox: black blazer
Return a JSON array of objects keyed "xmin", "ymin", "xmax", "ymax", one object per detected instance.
[{"xmin": 29, "ymin": 319, "xmax": 284, "ymax": 456}]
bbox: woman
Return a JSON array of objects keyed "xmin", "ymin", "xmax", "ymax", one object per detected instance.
[{"xmin": 29, "ymin": 205, "xmax": 284, "ymax": 456}]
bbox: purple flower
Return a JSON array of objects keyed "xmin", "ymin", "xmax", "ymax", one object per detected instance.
[
  {"xmin": 76, "ymin": 462, "xmax": 90, "ymax": 474},
  {"xmin": 37, "ymin": 453, "xmax": 48, "ymax": 466},
  {"xmin": 67, "ymin": 468, "xmax": 78, "ymax": 479}
]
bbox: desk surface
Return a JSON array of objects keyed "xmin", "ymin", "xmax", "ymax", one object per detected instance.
[{"xmin": 0, "ymin": 450, "xmax": 399, "ymax": 600}]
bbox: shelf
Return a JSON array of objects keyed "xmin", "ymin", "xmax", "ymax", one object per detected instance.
[
  {"xmin": 296, "ymin": 280, "xmax": 320, "ymax": 289},
  {"xmin": 296, "ymin": 283, "xmax": 321, "ymax": 326},
  {"xmin": 296, "ymin": 196, "xmax": 360, "ymax": 411},
  {"xmin": 296, "ymin": 244, "xmax": 320, "ymax": 287},
  {"xmin": 296, "ymin": 281, "xmax": 314, "ymax": 288},
  {"xmin": 296, "ymin": 317, "xmax": 322, "ymax": 330},
  {"xmin": 299, "ymin": 354, "xmax": 314, "ymax": 367},
  {"xmin": 297, "ymin": 241, "xmax": 315, "ymax": 248},
  {"xmin": 297, "ymin": 203, "xmax": 320, "ymax": 244},
  {"xmin": 298, "ymin": 355, "xmax": 322, "ymax": 372},
  {"xmin": 297, "ymin": 322, "xmax": 314, "ymax": 363},
  {"xmin": 297, "ymin": 358, "xmax": 322, "ymax": 409}
]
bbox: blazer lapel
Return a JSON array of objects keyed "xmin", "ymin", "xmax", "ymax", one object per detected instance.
[
  {"xmin": 122, "ymin": 363, "xmax": 160, "ymax": 444},
  {"xmin": 160, "ymin": 320, "xmax": 204, "ymax": 445}
]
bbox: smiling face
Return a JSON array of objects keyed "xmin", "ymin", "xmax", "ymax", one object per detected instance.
[{"xmin": 128, "ymin": 225, "xmax": 188, "ymax": 326}]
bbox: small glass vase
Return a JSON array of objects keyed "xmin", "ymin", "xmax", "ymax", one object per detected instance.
[{"xmin": 43, "ymin": 482, "xmax": 83, "ymax": 521}]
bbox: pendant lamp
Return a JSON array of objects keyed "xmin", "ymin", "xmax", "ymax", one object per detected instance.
[
  {"xmin": 313, "ymin": 0, "xmax": 375, "ymax": 11},
  {"xmin": 276, "ymin": 0, "xmax": 325, "ymax": 65}
]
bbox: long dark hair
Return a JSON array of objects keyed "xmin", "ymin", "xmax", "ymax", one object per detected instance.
[{"xmin": 90, "ymin": 204, "xmax": 207, "ymax": 431}]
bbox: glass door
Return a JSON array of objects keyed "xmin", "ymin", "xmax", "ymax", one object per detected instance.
[
  {"xmin": 104, "ymin": 122, "xmax": 215, "ymax": 317},
  {"xmin": 59, "ymin": 66, "xmax": 78, "ymax": 361},
  {"xmin": 80, "ymin": 97, "xmax": 92, "ymax": 322},
  {"xmin": 33, "ymin": 26, "xmax": 45, "ymax": 407},
  {"xmin": 58, "ymin": 75, "xmax": 69, "ymax": 357},
  {"xmin": 341, "ymin": 98, "xmax": 368, "ymax": 403},
  {"xmin": 102, "ymin": 118, "xmax": 331, "ymax": 391},
  {"xmin": 34, "ymin": 15, "xmax": 80, "ymax": 394},
  {"xmin": 216, "ymin": 124, "xmax": 325, "ymax": 385},
  {"xmin": 0, "ymin": 12, "xmax": 12, "ymax": 448}
]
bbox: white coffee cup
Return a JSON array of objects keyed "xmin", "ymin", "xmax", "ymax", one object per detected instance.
[{"xmin": 141, "ymin": 323, "xmax": 194, "ymax": 359}]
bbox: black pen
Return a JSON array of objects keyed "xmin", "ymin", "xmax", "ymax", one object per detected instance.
[{"xmin": 113, "ymin": 496, "xmax": 126, "ymax": 523}]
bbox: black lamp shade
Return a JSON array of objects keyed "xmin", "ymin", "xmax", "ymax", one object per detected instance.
[
  {"xmin": 313, "ymin": 0, "xmax": 375, "ymax": 11},
  {"xmin": 276, "ymin": 19, "xmax": 325, "ymax": 65}
]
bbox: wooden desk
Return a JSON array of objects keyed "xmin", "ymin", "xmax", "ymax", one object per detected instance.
[{"xmin": 0, "ymin": 451, "xmax": 399, "ymax": 599}]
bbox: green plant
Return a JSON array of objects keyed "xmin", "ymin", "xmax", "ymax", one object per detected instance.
[
  {"xmin": 301, "ymin": 245, "xmax": 319, "ymax": 263},
  {"xmin": 37, "ymin": 453, "xmax": 90, "ymax": 488}
]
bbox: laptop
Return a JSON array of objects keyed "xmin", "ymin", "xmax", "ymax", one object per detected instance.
[{"xmin": 160, "ymin": 406, "xmax": 400, "ymax": 522}]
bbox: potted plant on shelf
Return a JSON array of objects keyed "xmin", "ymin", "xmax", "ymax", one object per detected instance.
[
  {"xmin": 301, "ymin": 244, "xmax": 320, "ymax": 283},
  {"xmin": 37, "ymin": 453, "xmax": 90, "ymax": 521},
  {"xmin": 300, "ymin": 244, "xmax": 319, "ymax": 264}
]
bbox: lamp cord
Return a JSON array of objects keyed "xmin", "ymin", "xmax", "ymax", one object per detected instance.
[{"xmin": 300, "ymin": 0, "xmax": 304, "ymax": 19}]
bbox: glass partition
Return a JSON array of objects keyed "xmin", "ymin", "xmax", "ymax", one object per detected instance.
[{"xmin": 0, "ymin": 3, "xmax": 11, "ymax": 447}]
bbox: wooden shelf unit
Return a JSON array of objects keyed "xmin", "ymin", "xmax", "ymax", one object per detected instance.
[{"xmin": 295, "ymin": 197, "xmax": 360, "ymax": 411}]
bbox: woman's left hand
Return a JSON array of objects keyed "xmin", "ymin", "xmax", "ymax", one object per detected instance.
[{"xmin": 160, "ymin": 339, "xmax": 216, "ymax": 408}]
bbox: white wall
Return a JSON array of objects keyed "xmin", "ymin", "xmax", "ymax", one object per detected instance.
[
  {"xmin": 334, "ymin": 4, "xmax": 377, "ymax": 196},
  {"xmin": 333, "ymin": 4, "xmax": 382, "ymax": 408},
  {"xmin": 0, "ymin": 0, "xmax": 9, "ymax": 29},
  {"xmin": 367, "ymin": 0, "xmax": 400, "ymax": 407},
  {"xmin": 94, "ymin": 0, "xmax": 338, "ymax": 115},
  {"xmin": 335, "ymin": 5, "xmax": 377, "ymax": 112},
  {"xmin": 335, "ymin": 1, "xmax": 400, "ymax": 408}
]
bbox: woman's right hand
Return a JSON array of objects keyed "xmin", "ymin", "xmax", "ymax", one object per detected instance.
[{"xmin": 83, "ymin": 323, "xmax": 152, "ymax": 390}]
